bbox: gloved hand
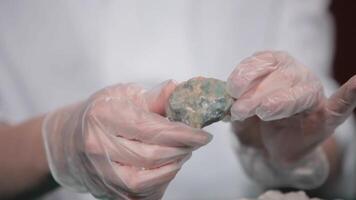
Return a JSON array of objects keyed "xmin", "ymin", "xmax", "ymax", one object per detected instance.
[
  {"xmin": 227, "ymin": 51, "xmax": 356, "ymax": 189},
  {"xmin": 42, "ymin": 80, "xmax": 212, "ymax": 200}
]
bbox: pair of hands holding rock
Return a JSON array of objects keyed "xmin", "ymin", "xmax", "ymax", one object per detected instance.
[
  {"xmin": 43, "ymin": 51, "xmax": 356, "ymax": 199},
  {"xmin": 169, "ymin": 50, "xmax": 355, "ymax": 165}
]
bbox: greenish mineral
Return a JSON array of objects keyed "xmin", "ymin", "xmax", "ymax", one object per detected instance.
[{"xmin": 166, "ymin": 77, "xmax": 234, "ymax": 128}]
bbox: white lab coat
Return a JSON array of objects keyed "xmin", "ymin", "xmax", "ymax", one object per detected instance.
[{"xmin": 0, "ymin": 0, "xmax": 355, "ymax": 199}]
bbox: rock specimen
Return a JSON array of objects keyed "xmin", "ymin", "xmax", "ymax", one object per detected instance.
[
  {"xmin": 239, "ymin": 190, "xmax": 322, "ymax": 200},
  {"xmin": 166, "ymin": 77, "xmax": 234, "ymax": 128}
]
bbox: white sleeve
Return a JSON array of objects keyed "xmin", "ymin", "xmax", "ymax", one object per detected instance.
[
  {"xmin": 0, "ymin": 103, "xmax": 6, "ymax": 122},
  {"xmin": 0, "ymin": 54, "xmax": 33, "ymax": 123},
  {"xmin": 0, "ymin": 59, "xmax": 10, "ymax": 122}
]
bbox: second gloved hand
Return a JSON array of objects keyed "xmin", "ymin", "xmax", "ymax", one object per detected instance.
[
  {"xmin": 42, "ymin": 80, "xmax": 212, "ymax": 200},
  {"xmin": 227, "ymin": 51, "xmax": 356, "ymax": 189}
]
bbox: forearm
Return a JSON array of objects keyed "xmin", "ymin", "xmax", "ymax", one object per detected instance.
[{"xmin": 0, "ymin": 115, "xmax": 57, "ymax": 199}]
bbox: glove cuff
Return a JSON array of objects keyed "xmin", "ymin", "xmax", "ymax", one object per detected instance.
[
  {"xmin": 42, "ymin": 103, "xmax": 87, "ymax": 192},
  {"xmin": 237, "ymin": 143, "xmax": 329, "ymax": 189}
]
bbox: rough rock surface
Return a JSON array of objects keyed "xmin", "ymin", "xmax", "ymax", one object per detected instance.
[
  {"xmin": 166, "ymin": 77, "xmax": 234, "ymax": 128},
  {"xmin": 239, "ymin": 190, "xmax": 323, "ymax": 200}
]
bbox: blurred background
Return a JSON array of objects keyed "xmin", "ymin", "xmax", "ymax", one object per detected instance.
[{"xmin": 330, "ymin": 0, "xmax": 356, "ymax": 108}]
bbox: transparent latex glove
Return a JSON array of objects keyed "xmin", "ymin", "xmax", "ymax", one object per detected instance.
[
  {"xmin": 227, "ymin": 51, "xmax": 356, "ymax": 189},
  {"xmin": 42, "ymin": 80, "xmax": 212, "ymax": 200}
]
